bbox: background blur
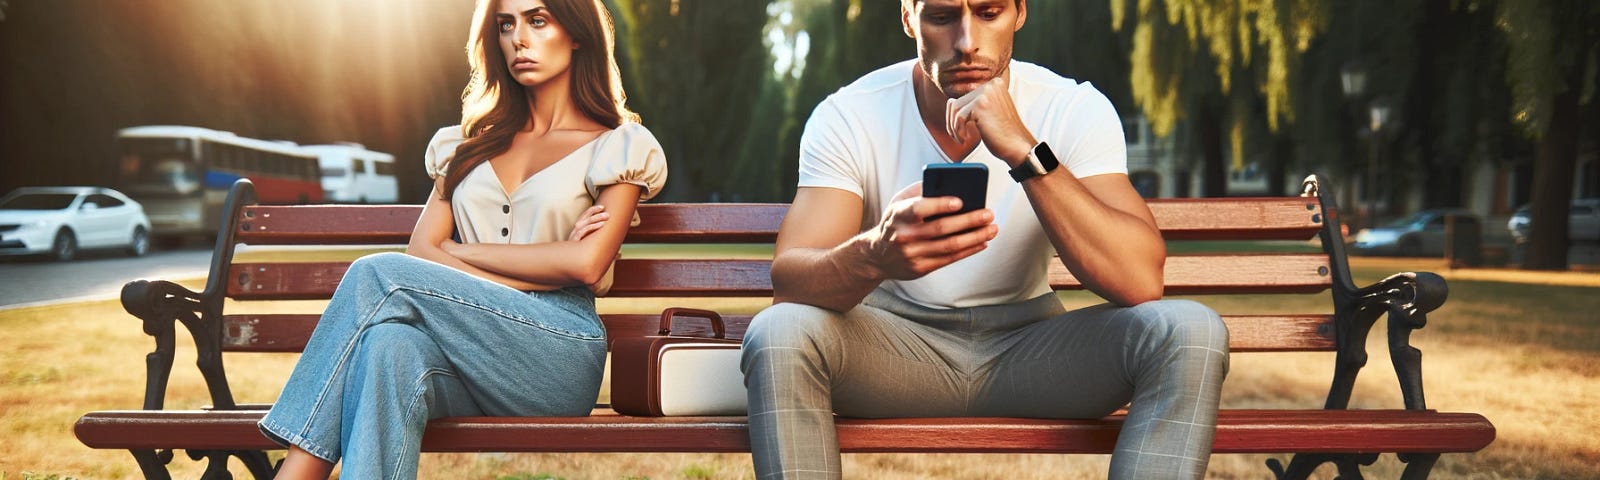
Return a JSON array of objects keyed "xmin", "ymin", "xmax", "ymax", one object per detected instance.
[{"xmin": 3, "ymin": 0, "xmax": 1598, "ymax": 267}]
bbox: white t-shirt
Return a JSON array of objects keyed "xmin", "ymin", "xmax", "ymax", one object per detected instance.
[
  {"xmin": 798, "ymin": 59, "xmax": 1127, "ymax": 309},
  {"xmin": 424, "ymin": 122, "xmax": 668, "ymax": 294}
]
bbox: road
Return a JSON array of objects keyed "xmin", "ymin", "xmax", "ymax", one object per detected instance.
[{"xmin": 0, "ymin": 247, "xmax": 212, "ymax": 309}]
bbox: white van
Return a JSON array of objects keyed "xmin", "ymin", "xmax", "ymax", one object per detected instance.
[{"xmin": 304, "ymin": 143, "xmax": 398, "ymax": 204}]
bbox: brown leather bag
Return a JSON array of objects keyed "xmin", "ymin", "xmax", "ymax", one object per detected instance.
[{"xmin": 610, "ymin": 308, "xmax": 748, "ymax": 416}]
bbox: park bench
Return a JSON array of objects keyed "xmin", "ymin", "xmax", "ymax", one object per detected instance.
[{"xmin": 76, "ymin": 175, "xmax": 1493, "ymax": 479}]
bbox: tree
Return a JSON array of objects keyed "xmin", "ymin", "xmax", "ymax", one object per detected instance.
[
  {"xmin": 1495, "ymin": 0, "xmax": 1600, "ymax": 270},
  {"xmin": 1114, "ymin": 0, "xmax": 1330, "ymax": 197},
  {"xmin": 766, "ymin": 0, "xmax": 907, "ymax": 201},
  {"xmin": 611, "ymin": 0, "xmax": 775, "ymax": 201}
]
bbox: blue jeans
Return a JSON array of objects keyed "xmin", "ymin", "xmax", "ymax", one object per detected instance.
[
  {"xmin": 741, "ymin": 290, "xmax": 1229, "ymax": 480},
  {"xmin": 258, "ymin": 252, "xmax": 607, "ymax": 479}
]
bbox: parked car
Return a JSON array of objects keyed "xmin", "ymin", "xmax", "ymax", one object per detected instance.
[
  {"xmin": 1351, "ymin": 208, "xmax": 1480, "ymax": 257},
  {"xmin": 0, "ymin": 186, "xmax": 152, "ymax": 261},
  {"xmin": 1507, "ymin": 198, "xmax": 1600, "ymax": 244}
]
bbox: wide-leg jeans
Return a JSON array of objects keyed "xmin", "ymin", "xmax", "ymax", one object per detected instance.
[{"xmin": 259, "ymin": 252, "xmax": 608, "ymax": 478}]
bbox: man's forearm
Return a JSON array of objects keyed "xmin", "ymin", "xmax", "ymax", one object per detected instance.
[
  {"xmin": 771, "ymin": 237, "xmax": 883, "ymax": 312},
  {"xmin": 1024, "ymin": 173, "xmax": 1166, "ymax": 306}
]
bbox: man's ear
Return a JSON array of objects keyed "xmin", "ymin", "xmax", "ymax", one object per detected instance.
[
  {"xmin": 1015, "ymin": 0, "xmax": 1028, "ymax": 31},
  {"xmin": 902, "ymin": 2, "xmax": 916, "ymax": 39}
]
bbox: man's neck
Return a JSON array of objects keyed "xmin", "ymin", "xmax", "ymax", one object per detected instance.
[{"xmin": 912, "ymin": 63, "xmax": 985, "ymax": 162}]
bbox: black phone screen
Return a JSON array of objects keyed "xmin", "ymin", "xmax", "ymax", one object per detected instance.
[{"xmin": 922, "ymin": 163, "xmax": 988, "ymax": 222}]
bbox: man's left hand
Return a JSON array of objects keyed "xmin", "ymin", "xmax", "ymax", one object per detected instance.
[{"xmin": 946, "ymin": 76, "xmax": 1037, "ymax": 167}]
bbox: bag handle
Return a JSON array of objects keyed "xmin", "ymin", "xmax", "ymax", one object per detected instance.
[{"xmin": 658, "ymin": 307, "xmax": 726, "ymax": 339}]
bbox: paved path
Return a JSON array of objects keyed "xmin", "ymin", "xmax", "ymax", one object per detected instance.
[{"xmin": 0, "ymin": 248, "xmax": 211, "ymax": 310}]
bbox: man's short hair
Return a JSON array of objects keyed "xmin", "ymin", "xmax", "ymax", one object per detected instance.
[{"xmin": 902, "ymin": 0, "xmax": 1022, "ymax": 6}]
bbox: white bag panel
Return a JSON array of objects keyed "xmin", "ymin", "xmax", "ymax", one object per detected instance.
[{"xmin": 656, "ymin": 344, "xmax": 748, "ymax": 416}]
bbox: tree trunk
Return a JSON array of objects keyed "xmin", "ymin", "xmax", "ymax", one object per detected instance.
[
  {"xmin": 1267, "ymin": 133, "xmax": 1291, "ymax": 197},
  {"xmin": 1414, "ymin": 0, "xmax": 1460, "ymax": 209},
  {"xmin": 1523, "ymin": 86, "xmax": 1580, "ymax": 270},
  {"xmin": 1199, "ymin": 102, "xmax": 1228, "ymax": 197}
]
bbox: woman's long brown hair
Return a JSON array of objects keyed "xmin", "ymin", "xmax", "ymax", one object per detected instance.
[{"xmin": 441, "ymin": 0, "xmax": 637, "ymax": 201}]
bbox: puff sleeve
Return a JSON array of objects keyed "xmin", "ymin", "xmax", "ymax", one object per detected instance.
[
  {"xmin": 424, "ymin": 125, "xmax": 466, "ymax": 180},
  {"xmin": 585, "ymin": 122, "xmax": 668, "ymax": 202}
]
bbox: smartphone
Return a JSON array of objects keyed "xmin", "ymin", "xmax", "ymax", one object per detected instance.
[{"xmin": 922, "ymin": 163, "xmax": 988, "ymax": 222}]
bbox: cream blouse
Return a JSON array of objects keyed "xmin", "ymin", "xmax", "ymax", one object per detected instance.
[{"xmin": 423, "ymin": 122, "xmax": 668, "ymax": 294}]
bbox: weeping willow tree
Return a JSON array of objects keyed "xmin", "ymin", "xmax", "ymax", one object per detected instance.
[{"xmin": 1114, "ymin": 0, "xmax": 1329, "ymax": 196}]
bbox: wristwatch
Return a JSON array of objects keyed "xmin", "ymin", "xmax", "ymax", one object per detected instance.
[{"xmin": 1008, "ymin": 141, "xmax": 1060, "ymax": 182}]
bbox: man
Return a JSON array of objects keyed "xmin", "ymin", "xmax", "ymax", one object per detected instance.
[{"xmin": 739, "ymin": 0, "xmax": 1229, "ymax": 479}]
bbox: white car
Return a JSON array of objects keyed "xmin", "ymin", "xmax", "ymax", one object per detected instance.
[
  {"xmin": 0, "ymin": 187, "xmax": 153, "ymax": 261},
  {"xmin": 1507, "ymin": 198, "xmax": 1600, "ymax": 244}
]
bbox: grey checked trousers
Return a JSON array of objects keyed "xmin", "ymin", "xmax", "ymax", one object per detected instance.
[{"xmin": 740, "ymin": 290, "xmax": 1229, "ymax": 479}]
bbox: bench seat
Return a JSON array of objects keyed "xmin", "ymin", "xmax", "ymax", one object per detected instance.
[
  {"xmin": 77, "ymin": 409, "xmax": 1494, "ymax": 454},
  {"xmin": 76, "ymin": 176, "xmax": 1494, "ymax": 479}
]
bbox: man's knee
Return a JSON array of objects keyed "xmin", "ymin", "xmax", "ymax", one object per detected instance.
[
  {"xmin": 1127, "ymin": 299, "xmax": 1229, "ymax": 354},
  {"xmin": 741, "ymin": 302, "xmax": 840, "ymax": 374}
]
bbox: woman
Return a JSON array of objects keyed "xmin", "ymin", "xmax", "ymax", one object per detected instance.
[{"xmin": 258, "ymin": 0, "xmax": 665, "ymax": 477}]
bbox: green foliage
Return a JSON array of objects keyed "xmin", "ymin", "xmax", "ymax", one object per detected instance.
[
  {"xmin": 1120, "ymin": 0, "xmax": 1329, "ymax": 136},
  {"xmin": 9, "ymin": 473, "xmax": 78, "ymax": 480},
  {"xmin": 679, "ymin": 463, "xmax": 717, "ymax": 479},
  {"xmin": 612, "ymin": 0, "xmax": 777, "ymax": 201},
  {"xmin": 1494, "ymin": 0, "xmax": 1600, "ymax": 139}
]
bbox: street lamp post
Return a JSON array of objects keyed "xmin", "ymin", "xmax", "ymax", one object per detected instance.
[
  {"xmin": 1367, "ymin": 98, "xmax": 1393, "ymax": 230},
  {"xmin": 1340, "ymin": 61, "xmax": 1390, "ymax": 230}
]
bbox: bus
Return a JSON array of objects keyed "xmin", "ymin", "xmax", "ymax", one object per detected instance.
[
  {"xmin": 115, "ymin": 125, "xmax": 324, "ymax": 237},
  {"xmin": 302, "ymin": 142, "xmax": 399, "ymax": 204}
]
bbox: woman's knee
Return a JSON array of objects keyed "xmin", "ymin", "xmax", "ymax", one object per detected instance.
[{"xmin": 348, "ymin": 251, "xmax": 416, "ymax": 276}]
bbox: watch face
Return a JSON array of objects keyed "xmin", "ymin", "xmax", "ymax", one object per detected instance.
[
  {"xmin": 1028, "ymin": 153, "xmax": 1048, "ymax": 175},
  {"xmin": 1034, "ymin": 142, "xmax": 1060, "ymax": 170}
]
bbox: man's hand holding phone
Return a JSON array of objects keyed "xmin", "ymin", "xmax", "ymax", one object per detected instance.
[{"xmin": 858, "ymin": 177, "xmax": 996, "ymax": 281}]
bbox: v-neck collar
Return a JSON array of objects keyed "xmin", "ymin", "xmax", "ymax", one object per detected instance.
[{"xmin": 489, "ymin": 129, "xmax": 609, "ymax": 197}]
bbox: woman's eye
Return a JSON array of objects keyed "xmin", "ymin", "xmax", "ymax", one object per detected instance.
[
  {"xmin": 532, "ymin": 16, "xmax": 547, "ymax": 27},
  {"xmin": 498, "ymin": 20, "xmax": 514, "ymax": 32}
]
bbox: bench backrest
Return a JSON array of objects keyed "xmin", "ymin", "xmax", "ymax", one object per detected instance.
[{"xmin": 211, "ymin": 181, "xmax": 1346, "ymax": 357}]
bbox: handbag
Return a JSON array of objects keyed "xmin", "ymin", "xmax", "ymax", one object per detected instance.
[{"xmin": 610, "ymin": 307, "xmax": 748, "ymax": 416}]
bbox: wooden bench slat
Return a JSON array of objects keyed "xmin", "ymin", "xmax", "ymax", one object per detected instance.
[
  {"xmin": 1148, "ymin": 198, "xmax": 1322, "ymax": 241},
  {"xmin": 226, "ymin": 254, "xmax": 1331, "ymax": 299},
  {"xmin": 233, "ymin": 204, "xmax": 791, "ymax": 245},
  {"xmin": 221, "ymin": 314, "xmax": 1335, "ymax": 353},
  {"xmin": 232, "ymin": 199, "xmax": 1320, "ymax": 245},
  {"xmin": 74, "ymin": 409, "xmax": 1495, "ymax": 454}
]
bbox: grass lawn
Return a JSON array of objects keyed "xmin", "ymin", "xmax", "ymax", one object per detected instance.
[{"xmin": 2, "ymin": 253, "xmax": 1597, "ymax": 479}]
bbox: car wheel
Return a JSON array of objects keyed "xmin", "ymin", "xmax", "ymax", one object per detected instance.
[
  {"xmin": 1399, "ymin": 238, "xmax": 1422, "ymax": 257},
  {"xmin": 128, "ymin": 227, "xmax": 150, "ymax": 256},
  {"xmin": 52, "ymin": 230, "xmax": 77, "ymax": 262}
]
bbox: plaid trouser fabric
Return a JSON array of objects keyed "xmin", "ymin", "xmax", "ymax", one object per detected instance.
[{"xmin": 740, "ymin": 290, "xmax": 1230, "ymax": 480}]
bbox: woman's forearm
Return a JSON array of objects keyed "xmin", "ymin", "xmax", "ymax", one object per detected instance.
[{"xmin": 406, "ymin": 242, "xmax": 558, "ymax": 291}]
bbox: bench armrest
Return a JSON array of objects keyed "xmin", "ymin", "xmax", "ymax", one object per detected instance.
[{"xmin": 119, "ymin": 179, "xmax": 259, "ymax": 413}]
